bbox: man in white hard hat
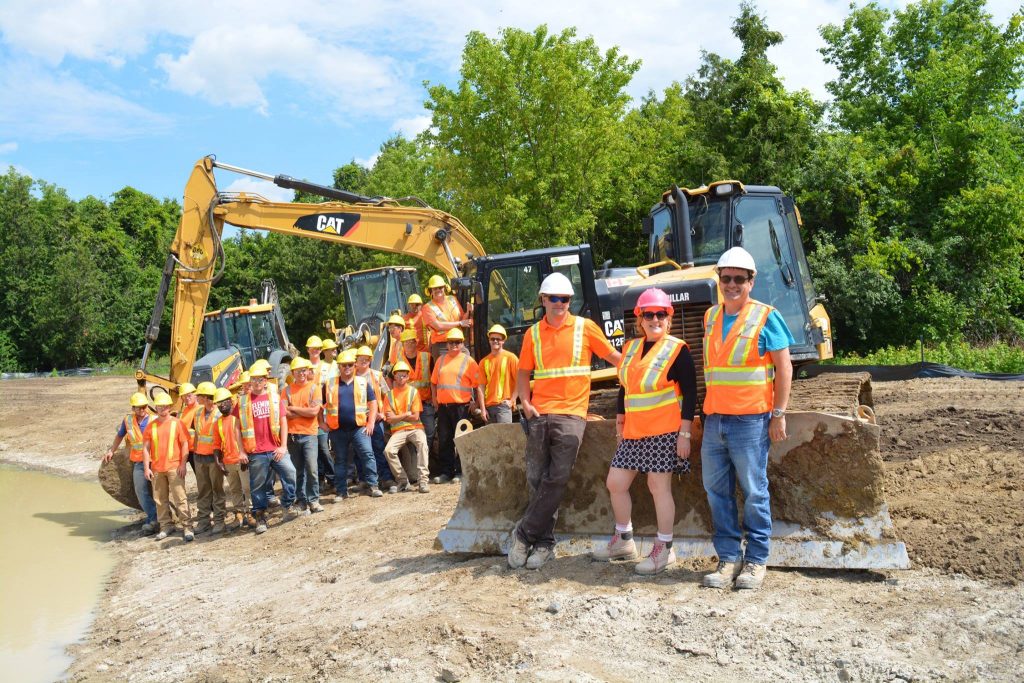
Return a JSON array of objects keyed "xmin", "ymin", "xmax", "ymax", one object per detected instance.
[
  {"xmin": 507, "ymin": 272, "xmax": 622, "ymax": 570},
  {"xmin": 700, "ymin": 246, "xmax": 793, "ymax": 591}
]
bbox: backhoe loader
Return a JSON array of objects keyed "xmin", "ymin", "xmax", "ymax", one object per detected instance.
[{"xmin": 107, "ymin": 157, "xmax": 906, "ymax": 569}]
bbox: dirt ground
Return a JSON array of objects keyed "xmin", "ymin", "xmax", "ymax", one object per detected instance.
[{"xmin": 2, "ymin": 375, "xmax": 1023, "ymax": 682}]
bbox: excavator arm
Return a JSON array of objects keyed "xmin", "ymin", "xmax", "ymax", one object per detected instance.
[{"xmin": 136, "ymin": 156, "xmax": 486, "ymax": 395}]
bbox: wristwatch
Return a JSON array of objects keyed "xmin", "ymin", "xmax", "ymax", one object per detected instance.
[{"xmin": 771, "ymin": 408, "xmax": 786, "ymax": 418}]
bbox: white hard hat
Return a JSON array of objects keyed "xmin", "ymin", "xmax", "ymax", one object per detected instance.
[
  {"xmin": 539, "ymin": 272, "xmax": 575, "ymax": 296},
  {"xmin": 716, "ymin": 247, "xmax": 757, "ymax": 275}
]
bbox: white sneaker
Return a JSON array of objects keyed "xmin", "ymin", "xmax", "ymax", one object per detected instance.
[{"xmin": 702, "ymin": 561, "xmax": 743, "ymax": 588}]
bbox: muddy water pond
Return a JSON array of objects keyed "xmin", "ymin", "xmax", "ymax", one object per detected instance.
[{"xmin": 0, "ymin": 465, "xmax": 125, "ymax": 682}]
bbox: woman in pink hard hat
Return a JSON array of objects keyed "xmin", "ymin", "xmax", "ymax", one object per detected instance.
[{"xmin": 592, "ymin": 287, "xmax": 697, "ymax": 575}]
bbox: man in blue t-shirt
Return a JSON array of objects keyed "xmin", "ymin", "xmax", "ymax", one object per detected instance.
[
  {"xmin": 700, "ymin": 247, "xmax": 794, "ymax": 591},
  {"xmin": 321, "ymin": 349, "xmax": 383, "ymax": 499},
  {"xmin": 103, "ymin": 393, "xmax": 158, "ymax": 533}
]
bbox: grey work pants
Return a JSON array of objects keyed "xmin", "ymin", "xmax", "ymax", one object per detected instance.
[
  {"xmin": 515, "ymin": 414, "xmax": 586, "ymax": 549},
  {"xmin": 486, "ymin": 404, "xmax": 513, "ymax": 424}
]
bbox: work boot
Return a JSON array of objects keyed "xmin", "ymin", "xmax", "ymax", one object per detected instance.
[
  {"xmin": 140, "ymin": 521, "xmax": 158, "ymax": 535},
  {"xmin": 634, "ymin": 541, "xmax": 676, "ymax": 575},
  {"xmin": 526, "ymin": 546, "xmax": 554, "ymax": 570},
  {"xmin": 211, "ymin": 522, "xmax": 225, "ymax": 535},
  {"xmin": 244, "ymin": 512, "xmax": 257, "ymax": 528},
  {"xmin": 225, "ymin": 513, "xmax": 240, "ymax": 530},
  {"xmin": 183, "ymin": 529, "xmax": 195, "ymax": 542},
  {"xmin": 702, "ymin": 561, "xmax": 743, "ymax": 589},
  {"xmin": 281, "ymin": 507, "xmax": 299, "ymax": 522},
  {"xmin": 194, "ymin": 521, "xmax": 212, "ymax": 535},
  {"xmin": 418, "ymin": 482, "xmax": 430, "ymax": 494},
  {"xmin": 431, "ymin": 474, "xmax": 451, "ymax": 485},
  {"xmin": 381, "ymin": 479, "xmax": 398, "ymax": 491},
  {"xmin": 255, "ymin": 513, "xmax": 268, "ymax": 535},
  {"xmin": 507, "ymin": 531, "xmax": 530, "ymax": 569},
  {"xmin": 592, "ymin": 533, "xmax": 638, "ymax": 562},
  {"xmin": 387, "ymin": 484, "xmax": 399, "ymax": 494},
  {"xmin": 309, "ymin": 502, "xmax": 324, "ymax": 513},
  {"xmin": 267, "ymin": 495, "xmax": 281, "ymax": 508},
  {"xmin": 154, "ymin": 530, "xmax": 169, "ymax": 541},
  {"xmin": 369, "ymin": 486, "xmax": 383, "ymax": 498},
  {"xmin": 734, "ymin": 562, "xmax": 767, "ymax": 590}
]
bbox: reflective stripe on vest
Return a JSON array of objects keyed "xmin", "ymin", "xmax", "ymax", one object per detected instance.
[
  {"xmin": 427, "ymin": 296, "xmax": 458, "ymax": 324},
  {"xmin": 436, "ymin": 353, "xmax": 472, "ymax": 399},
  {"xmin": 124, "ymin": 414, "xmax": 145, "ymax": 459},
  {"xmin": 531, "ymin": 316, "xmax": 589, "ymax": 380},
  {"xmin": 325, "ymin": 376, "xmax": 369, "ymax": 429},
  {"xmin": 409, "ymin": 351, "xmax": 431, "ymax": 389},
  {"xmin": 482, "ymin": 352, "xmax": 512, "ymax": 405},
  {"xmin": 150, "ymin": 419, "xmax": 179, "ymax": 469},
  {"xmin": 239, "ymin": 385, "xmax": 281, "ymax": 452},
  {"xmin": 702, "ymin": 301, "xmax": 776, "ymax": 414},
  {"xmin": 618, "ymin": 336, "xmax": 686, "ymax": 413},
  {"xmin": 388, "ymin": 385, "xmax": 423, "ymax": 431},
  {"xmin": 194, "ymin": 407, "xmax": 219, "ymax": 446}
]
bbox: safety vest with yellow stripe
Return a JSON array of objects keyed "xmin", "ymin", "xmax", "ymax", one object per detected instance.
[
  {"xmin": 193, "ymin": 406, "xmax": 220, "ymax": 455},
  {"xmin": 384, "ymin": 384, "xmax": 423, "ymax": 432},
  {"xmin": 407, "ymin": 351, "xmax": 432, "ymax": 402},
  {"xmin": 147, "ymin": 417, "xmax": 183, "ymax": 473},
  {"xmin": 123, "ymin": 414, "xmax": 146, "ymax": 463},
  {"xmin": 179, "ymin": 403, "xmax": 199, "ymax": 450},
  {"xmin": 216, "ymin": 414, "xmax": 242, "ymax": 465},
  {"xmin": 702, "ymin": 300, "xmax": 776, "ymax": 415},
  {"xmin": 434, "ymin": 352, "xmax": 476, "ymax": 404},
  {"xmin": 324, "ymin": 375, "xmax": 370, "ymax": 430},
  {"xmin": 530, "ymin": 315, "xmax": 589, "ymax": 380},
  {"xmin": 617, "ymin": 336, "xmax": 687, "ymax": 439},
  {"xmin": 426, "ymin": 295, "xmax": 462, "ymax": 344},
  {"xmin": 238, "ymin": 385, "xmax": 282, "ymax": 452},
  {"xmin": 480, "ymin": 350, "xmax": 517, "ymax": 406}
]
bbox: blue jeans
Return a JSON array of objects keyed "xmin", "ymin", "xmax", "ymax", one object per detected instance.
[
  {"xmin": 248, "ymin": 451, "xmax": 297, "ymax": 512},
  {"xmin": 371, "ymin": 421, "xmax": 394, "ymax": 483},
  {"xmin": 700, "ymin": 413, "xmax": 773, "ymax": 565},
  {"xmin": 329, "ymin": 427, "xmax": 378, "ymax": 491},
  {"xmin": 132, "ymin": 461, "xmax": 157, "ymax": 524},
  {"xmin": 317, "ymin": 430, "xmax": 334, "ymax": 487},
  {"xmin": 288, "ymin": 434, "xmax": 320, "ymax": 505}
]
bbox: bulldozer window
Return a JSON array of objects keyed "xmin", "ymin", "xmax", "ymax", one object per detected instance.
[
  {"xmin": 487, "ymin": 264, "xmax": 541, "ymax": 357},
  {"xmin": 734, "ymin": 196, "xmax": 810, "ymax": 347},
  {"xmin": 690, "ymin": 197, "xmax": 728, "ymax": 266},
  {"xmin": 250, "ymin": 312, "xmax": 277, "ymax": 357}
]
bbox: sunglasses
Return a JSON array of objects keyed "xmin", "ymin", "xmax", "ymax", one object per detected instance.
[
  {"xmin": 488, "ymin": 337, "xmax": 504, "ymax": 343},
  {"xmin": 719, "ymin": 274, "xmax": 751, "ymax": 285},
  {"xmin": 641, "ymin": 311, "xmax": 670, "ymax": 321},
  {"xmin": 340, "ymin": 363, "xmax": 355, "ymax": 368},
  {"xmin": 544, "ymin": 295, "xmax": 571, "ymax": 303}
]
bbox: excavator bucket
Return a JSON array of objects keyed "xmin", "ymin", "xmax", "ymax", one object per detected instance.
[
  {"xmin": 437, "ymin": 408, "xmax": 909, "ymax": 570},
  {"xmin": 99, "ymin": 450, "xmax": 142, "ymax": 510}
]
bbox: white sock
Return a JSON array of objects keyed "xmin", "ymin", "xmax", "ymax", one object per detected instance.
[
  {"xmin": 615, "ymin": 522, "xmax": 633, "ymax": 534},
  {"xmin": 656, "ymin": 532, "xmax": 673, "ymax": 543}
]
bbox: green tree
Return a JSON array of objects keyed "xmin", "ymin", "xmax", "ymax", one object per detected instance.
[{"xmin": 426, "ymin": 25, "xmax": 640, "ymax": 252}]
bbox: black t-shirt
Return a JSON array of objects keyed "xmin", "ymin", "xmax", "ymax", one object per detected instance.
[{"xmin": 616, "ymin": 340, "xmax": 697, "ymax": 421}]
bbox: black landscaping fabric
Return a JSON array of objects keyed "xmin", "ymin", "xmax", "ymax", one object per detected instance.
[{"xmin": 800, "ymin": 362, "xmax": 1024, "ymax": 383}]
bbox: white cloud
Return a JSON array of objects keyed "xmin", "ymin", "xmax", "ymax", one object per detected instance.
[
  {"xmin": 390, "ymin": 115, "xmax": 432, "ymax": 138},
  {"xmin": 222, "ymin": 177, "xmax": 295, "ymax": 203},
  {"xmin": 0, "ymin": 142, "xmax": 17, "ymax": 154},
  {"xmin": 355, "ymin": 153, "xmax": 381, "ymax": 169},
  {"xmin": 0, "ymin": 61, "xmax": 172, "ymax": 140}
]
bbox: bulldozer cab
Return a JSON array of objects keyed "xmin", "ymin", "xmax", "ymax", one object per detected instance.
[{"xmin": 645, "ymin": 182, "xmax": 825, "ymax": 362}]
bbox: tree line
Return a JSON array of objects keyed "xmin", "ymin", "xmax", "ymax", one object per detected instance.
[{"xmin": 1, "ymin": 0, "xmax": 1021, "ymax": 372}]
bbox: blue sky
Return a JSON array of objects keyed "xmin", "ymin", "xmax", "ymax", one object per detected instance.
[{"xmin": 0, "ymin": 0, "xmax": 1018, "ymax": 205}]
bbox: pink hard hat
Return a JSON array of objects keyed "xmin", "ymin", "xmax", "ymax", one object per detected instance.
[{"xmin": 633, "ymin": 287, "xmax": 674, "ymax": 317}]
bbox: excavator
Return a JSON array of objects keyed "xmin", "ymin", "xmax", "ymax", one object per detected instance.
[{"xmin": 106, "ymin": 156, "xmax": 906, "ymax": 570}]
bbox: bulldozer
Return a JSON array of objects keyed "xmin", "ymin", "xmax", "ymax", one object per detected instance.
[{"xmin": 111, "ymin": 157, "xmax": 906, "ymax": 569}]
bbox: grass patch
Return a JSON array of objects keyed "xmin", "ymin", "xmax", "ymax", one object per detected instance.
[{"xmin": 831, "ymin": 340, "xmax": 1024, "ymax": 374}]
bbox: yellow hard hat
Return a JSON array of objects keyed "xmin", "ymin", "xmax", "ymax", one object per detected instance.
[
  {"xmin": 392, "ymin": 360, "xmax": 412, "ymax": 374},
  {"xmin": 305, "ymin": 335, "xmax": 323, "ymax": 348},
  {"xmin": 339, "ymin": 349, "xmax": 358, "ymax": 364},
  {"xmin": 387, "ymin": 314, "xmax": 406, "ymax": 328},
  {"xmin": 153, "ymin": 392, "xmax": 174, "ymax": 407},
  {"xmin": 178, "ymin": 382, "xmax": 197, "ymax": 395},
  {"xmin": 196, "ymin": 381, "xmax": 217, "ymax": 397},
  {"xmin": 356, "ymin": 345, "xmax": 373, "ymax": 357},
  {"xmin": 446, "ymin": 328, "xmax": 465, "ymax": 342},
  {"xmin": 290, "ymin": 357, "xmax": 313, "ymax": 371},
  {"xmin": 425, "ymin": 274, "xmax": 450, "ymax": 295},
  {"xmin": 321, "ymin": 338, "xmax": 338, "ymax": 351},
  {"xmin": 400, "ymin": 329, "xmax": 418, "ymax": 343},
  {"xmin": 130, "ymin": 392, "xmax": 149, "ymax": 408},
  {"xmin": 487, "ymin": 324, "xmax": 508, "ymax": 339},
  {"xmin": 213, "ymin": 387, "xmax": 233, "ymax": 404},
  {"xmin": 238, "ymin": 371, "xmax": 250, "ymax": 383},
  {"xmin": 407, "ymin": 293, "xmax": 423, "ymax": 305},
  {"xmin": 249, "ymin": 362, "xmax": 269, "ymax": 378}
]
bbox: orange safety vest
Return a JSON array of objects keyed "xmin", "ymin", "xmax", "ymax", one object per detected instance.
[
  {"xmin": 480, "ymin": 350, "xmax": 518, "ymax": 406},
  {"xmin": 309, "ymin": 359, "xmax": 323, "ymax": 387},
  {"xmin": 147, "ymin": 417, "xmax": 184, "ymax": 473},
  {"xmin": 383, "ymin": 384, "xmax": 423, "ymax": 432},
  {"xmin": 358, "ymin": 369, "xmax": 388, "ymax": 409},
  {"xmin": 434, "ymin": 352, "xmax": 477, "ymax": 404},
  {"xmin": 324, "ymin": 375, "xmax": 369, "ymax": 430},
  {"xmin": 193, "ymin": 406, "xmax": 219, "ymax": 455},
  {"xmin": 123, "ymin": 414, "xmax": 146, "ymax": 462},
  {"xmin": 179, "ymin": 402, "xmax": 199, "ymax": 451},
  {"xmin": 618, "ymin": 336, "xmax": 687, "ymax": 439},
  {"xmin": 702, "ymin": 300, "xmax": 776, "ymax": 415},
  {"xmin": 405, "ymin": 311, "xmax": 430, "ymax": 351},
  {"xmin": 238, "ymin": 385, "xmax": 282, "ymax": 452},
  {"xmin": 425, "ymin": 295, "xmax": 463, "ymax": 344},
  {"xmin": 215, "ymin": 414, "xmax": 242, "ymax": 465},
  {"xmin": 406, "ymin": 351, "xmax": 432, "ymax": 402},
  {"xmin": 284, "ymin": 381, "xmax": 319, "ymax": 435}
]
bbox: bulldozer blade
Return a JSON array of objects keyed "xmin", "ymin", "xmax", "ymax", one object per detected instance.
[{"xmin": 437, "ymin": 412, "xmax": 909, "ymax": 570}]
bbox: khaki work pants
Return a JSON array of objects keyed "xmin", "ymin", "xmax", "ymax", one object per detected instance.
[
  {"xmin": 153, "ymin": 469, "xmax": 191, "ymax": 531},
  {"xmin": 384, "ymin": 428, "xmax": 429, "ymax": 486},
  {"xmin": 194, "ymin": 455, "xmax": 225, "ymax": 527},
  {"xmin": 224, "ymin": 463, "xmax": 251, "ymax": 515}
]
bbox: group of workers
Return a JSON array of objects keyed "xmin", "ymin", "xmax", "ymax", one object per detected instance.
[{"xmin": 106, "ymin": 245, "xmax": 791, "ymax": 590}]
